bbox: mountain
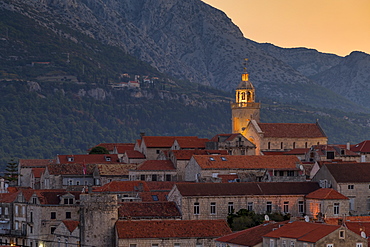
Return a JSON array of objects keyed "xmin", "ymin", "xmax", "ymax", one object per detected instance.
[
  {"xmin": 2, "ymin": 0, "xmax": 370, "ymax": 113},
  {"xmin": 0, "ymin": 0, "xmax": 370, "ymax": 168}
]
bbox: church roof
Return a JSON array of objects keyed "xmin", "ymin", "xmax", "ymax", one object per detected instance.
[
  {"xmin": 258, "ymin": 123, "xmax": 327, "ymax": 138},
  {"xmin": 237, "ymin": 79, "xmax": 254, "ymax": 90}
]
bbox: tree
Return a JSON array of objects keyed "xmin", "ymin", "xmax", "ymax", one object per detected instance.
[
  {"xmin": 89, "ymin": 146, "xmax": 109, "ymax": 154},
  {"xmin": 4, "ymin": 159, "xmax": 19, "ymax": 185}
]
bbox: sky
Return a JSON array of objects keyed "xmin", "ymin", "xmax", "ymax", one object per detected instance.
[{"xmin": 202, "ymin": 0, "xmax": 370, "ymax": 56}]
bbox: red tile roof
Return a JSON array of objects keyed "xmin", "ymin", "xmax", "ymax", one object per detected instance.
[
  {"xmin": 325, "ymin": 216, "xmax": 370, "ymax": 225},
  {"xmin": 264, "ymin": 221, "xmax": 340, "ymax": 242},
  {"xmin": 175, "ymin": 182, "xmax": 320, "ymax": 197},
  {"xmin": 19, "ymin": 159, "xmax": 55, "ymax": 167},
  {"xmin": 142, "ymin": 136, "xmax": 206, "ymax": 148},
  {"xmin": 47, "ymin": 164, "xmax": 95, "ymax": 175},
  {"xmin": 324, "ymin": 163, "xmax": 370, "ymax": 183},
  {"xmin": 32, "ymin": 190, "xmax": 81, "ymax": 205},
  {"xmin": 96, "ymin": 164, "xmax": 139, "ymax": 176},
  {"xmin": 285, "ymin": 148, "xmax": 310, "ymax": 155},
  {"xmin": 115, "ymin": 220, "xmax": 231, "ymax": 239},
  {"xmin": 32, "ymin": 168, "xmax": 45, "ymax": 178},
  {"xmin": 62, "ymin": 220, "xmax": 79, "ymax": 233},
  {"xmin": 125, "ymin": 150, "xmax": 145, "ymax": 159},
  {"xmin": 93, "ymin": 181, "xmax": 150, "ymax": 192},
  {"xmin": 175, "ymin": 138, "xmax": 209, "ymax": 149},
  {"xmin": 218, "ymin": 174, "xmax": 238, "ymax": 182},
  {"xmin": 306, "ymin": 188, "xmax": 348, "ymax": 200},
  {"xmin": 145, "ymin": 181, "xmax": 176, "ymax": 191},
  {"xmin": 57, "ymin": 154, "xmax": 121, "ymax": 164},
  {"xmin": 136, "ymin": 160, "xmax": 175, "ymax": 171},
  {"xmin": 259, "ymin": 123, "xmax": 327, "ymax": 138},
  {"xmin": 352, "ymin": 140, "xmax": 370, "ymax": 153},
  {"xmin": 216, "ymin": 221, "xmax": 288, "ymax": 246},
  {"xmin": 0, "ymin": 192, "xmax": 19, "ymax": 203},
  {"xmin": 139, "ymin": 191, "xmax": 169, "ymax": 202},
  {"xmin": 193, "ymin": 155, "xmax": 301, "ymax": 170},
  {"xmin": 118, "ymin": 202, "xmax": 181, "ymax": 219},
  {"xmin": 171, "ymin": 150, "xmax": 228, "ymax": 160}
]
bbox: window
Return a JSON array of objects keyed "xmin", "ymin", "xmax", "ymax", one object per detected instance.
[
  {"xmin": 298, "ymin": 201, "xmax": 304, "ymax": 214},
  {"xmin": 279, "ymin": 171, "xmax": 284, "ymax": 176},
  {"xmin": 290, "ymin": 241, "xmax": 295, "ymax": 247},
  {"xmin": 339, "ymin": 230, "xmax": 345, "ymax": 239},
  {"xmin": 15, "ymin": 205, "xmax": 19, "ymax": 215},
  {"xmin": 350, "ymin": 197, "xmax": 356, "ymax": 211},
  {"xmin": 22, "ymin": 206, "xmax": 25, "ymax": 216},
  {"xmin": 30, "ymin": 212, "xmax": 33, "ymax": 222},
  {"xmin": 196, "ymin": 244, "xmax": 202, "ymax": 247},
  {"xmin": 269, "ymin": 239, "xmax": 274, "ymax": 247},
  {"xmin": 140, "ymin": 175, "xmax": 145, "ymax": 181},
  {"xmin": 152, "ymin": 244, "xmax": 159, "ymax": 247},
  {"xmin": 221, "ymin": 157, "xmax": 227, "ymax": 161},
  {"xmin": 15, "ymin": 221, "xmax": 18, "ymax": 230},
  {"xmin": 280, "ymin": 142, "xmax": 284, "ymax": 149},
  {"xmin": 283, "ymin": 201, "xmax": 289, "ymax": 213},
  {"xmin": 266, "ymin": 201, "xmax": 272, "ymax": 213},
  {"xmin": 268, "ymin": 142, "xmax": 271, "ymax": 149},
  {"xmin": 156, "ymin": 150, "xmax": 160, "ymax": 154},
  {"xmin": 51, "ymin": 212, "xmax": 56, "ymax": 219},
  {"xmin": 334, "ymin": 203, "xmax": 340, "ymax": 215},
  {"xmin": 348, "ymin": 184, "xmax": 354, "ymax": 189},
  {"xmin": 129, "ymin": 244, "xmax": 137, "ymax": 247},
  {"xmin": 210, "ymin": 202, "xmax": 216, "ymax": 215},
  {"xmin": 209, "ymin": 157, "xmax": 215, "ymax": 161},
  {"xmin": 76, "ymin": 181, "xmax": 80, "ymax": 185},
  {"xmin": 326, "ymin": 244, "xmax": 333, "ymax": 247},
  {"xmin": 84, "ymin": 180, "xmax": 88, "ymax": 185},
  {"xmin": 174, "ymin": 244, "xmax": 180, "ymax": 247},
  {"xmin": 282, "ymin": 240, "xmax": 287, "ymax": 247},
  {"xmin": 152, "ymin": 195, "xmax": 159, "ymax": 201},
  {"xmin": 247, "ymin": 202, "xmax": 253, "ymax": 211},
  {"xmin": 165, "ymin": 174, "xmax": 172, "ymax": 181},
  {"xmin": 50, "ymin": 227, "xmax": 56, "ymax": 234},
  {"xmin": 357, "ymin": 243, "xmax": 363, "ymax": 247},
  {"xmin": 326, "ymin": 151, "xmax": 335, "ymax": 159},
  {"xmin": 228, "ymin": 202, "xmax": 234, "ymax": 214},
  {"xmin": 64, "ymin": 198, "xmax": 73, "ymax": 205},
  {"xmin": 151, "ymin": 174, "xmax": 157, "ymax": 181},
  {"xmin": 68, "ymin": 180, "xmax": 73, "ymax": 186},
  {"xmin": 287, "ymin": 171, "xmax": 295, "ymax": 176},
  {"xmin": 66, "ymin": 212, "xmax": 71, "ymax": 219},
  {"xmin": 4, "ymin": 207, "xmax": 8, "ymax": 215},
  {"xmin": 194, "ymin": 202, "xmax": 200, "ymax": 215},
  {"xmin": 32, "ymin": 197, "xmax": 37, "ymax": 204},
  {"xmin": 67, "ymin": 157, "xmax": 74, "ymax": 162}
]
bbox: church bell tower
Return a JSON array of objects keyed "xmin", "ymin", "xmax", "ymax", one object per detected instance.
[{"xmin": 231, "ymin": 59, "xmax": 260, "ymax": 134}]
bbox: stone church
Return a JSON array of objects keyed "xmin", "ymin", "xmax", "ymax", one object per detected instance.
[{"xmin": 231, "ymin": 62, "xmax": 328, "ymax": 155}]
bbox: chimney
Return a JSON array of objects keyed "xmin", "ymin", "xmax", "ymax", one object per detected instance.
[{"xmin": 346, "ymin": 142, "xmax": 350, "ymax": 150}]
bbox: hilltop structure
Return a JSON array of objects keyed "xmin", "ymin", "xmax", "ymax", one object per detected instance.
[{"xmin": 231, "ymin": 60, "xmax": 328, "ymax": 154}]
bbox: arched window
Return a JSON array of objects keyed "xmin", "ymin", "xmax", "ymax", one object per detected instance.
[
  {"xmin": 247, "ymin": 91, "xmax": 251, "ymax": 102},
  {"xmin": 268, "ymin": 142, "xmax": 271, "ymax": 149},
  {"xmin": 241, "ymin": 92, "xmax": 246, "ymax": 100}
]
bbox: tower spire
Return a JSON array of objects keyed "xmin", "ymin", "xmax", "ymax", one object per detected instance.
[{"xmin": 242, "ymin": 58, "xmax": 249, "ymax": 81}]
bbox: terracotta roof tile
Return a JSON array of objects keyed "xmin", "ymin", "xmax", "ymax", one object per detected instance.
[
  {"xmin": 325, "ymin": 216, "xmax": 370, "ymax": 225},
  {"xmin": 306, "ymin": 188, "xmax": 348, "ymax": 200},
  {"xmin": 0, "ymin": 192, "xmax": 19, "ymax": 203},
  {"xmin": 139, "ymin": 191, "xmax": 169, "ymax": 202},
  {"xmin": 57, "ymin": 154, "xmax": 121, "ymax": 164},
  {"xmin": 285, "ymin": 148, "xmax": 310, "ymax": 155},
  {"xmin": 19, "ymin": 159, "xmax": 55, "ymax": 167},
  {"xmin": 47, "ymin": 164, "xmax": 95, "ymax": 175},
  {"xmin": 93, "ymin": 181, "xmax": 150, "ymax": 192},
  {"xmin": 193, "ymin": 155, "xmax": 301, "ymax": 170},
  {"xmin": 115, "ymin": 220, "xmax": 231, "ymax": 239},
  {"xmin": 96, "ymin": 164, "xmax": 139, "ymax": 176},
  {"xmin": 352, "ymin": 140, "xmax": 370, "ymax": 153},
  {"xmin": 136, "ymin": 160, "xmax": 175, "ymax": 171},
  {"xmin": 32, "ymin": 168, "xmax": 45, "ymax": 178},
  {"xmin": 171, "ymin": 150, "xmax": 228, "ymax": 160},
  {"xmin": 259, "ymin": 123, "xmax": 326, "ymax": 138},
  {"xmin": 218, "ymin": 174, "xmax": 238, "ymax": 182},
  {"xmin": 118, "ymin": 201, "xmax": 181, "ymax": 219},
  {"xmin": 62, "ymin": 220, "xmax": 79, "ymax": 233},
  {"xmin": 32, "ymin": 190, "xmax": 81, "ymax": 205},
  {"xmin": 145, "ymin": 181, "xmax": 176, "ymax": 191},
  {"xmin": 324, "ymin": 163, "xmax": 370, "ymax": 182},
  {"xmin": 125, "ymin": 150, "xmax": 145, "ymax": 159},
  {"xmin": 264, "ymin": 221, "xmax": 339, "ymax": 242},
  {"xmin": 216, "ymin": 221, "xmax": 288, "ymax": 246},
  {"xmin": 175, "ymin": 138, "xmax": 209, "ymax": 149},
  {"xmin": 175, "ymin": 182, "xmax": 320, "ymax": 197}
]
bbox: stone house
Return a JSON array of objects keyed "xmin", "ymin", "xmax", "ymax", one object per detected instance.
[
  {"xmin": 167, "ymin": 182, "xmax": 320, "ymax": 220},
  {"xmin": 0, "ymin": 191, "xmax": 22, "ymax": 246},
  {"xmin": 115, "ymin": 219, "xmax": 232, "ymax": 247},
  {"xmin": 121, "ymin": 150, "xmax": 146, "ymax": 164},
  {"xmin": 56, "ymin": 154, "xmax": 122, "ymax": 164},
  {"xmin": 305, "ymin": 144, "xmax": 360, "ymax": 163},
  {"xmin": 351, "ymin": 140, "xmax": 370, "ymax": 162},
  {"xmin": 129, "ymin": 160, "xmax": 177, "ymax": 182},
  {"xmin": 18, "ymin": 159, "xmax": 55, "ymax": 188},
  {"xmin": 93, "ymin": 181, "xmax": 151, "ymax": 202},
  {"xmin": 136, "ymin": 136, "xmax": 209, "ymax": 160},
  {"xmin": 94, "ymin": 163, "xmax": 139, "ymax": 184},
  {"xmin": 215, "ymin": 221, "xmax": 288, "ymax": 247},
  {"xmin": 164, "ymin": 149, "xmax": 228, "ymax": 181},
  {"xmin": 185, "ymin": 155, "xmax": 305, "ymax": 182},
  {"xmin": 312, "ymin": 163, "xmax": 370, "ymax": 216},
  {"xmin": 207, "ymin": 133, "xmax": 256, "ymax": 155},
  {"xmin": 52, "ymin": 220, "xmax": 80, "ymax": 247},
  {"xmin": 25, "ymin": 189, "xmax": 81, "ymax": 247},
  {"xmin": 305, "ymin": 188, "xmax": 349, "ymax": 219},
  {"xmin": 263, "ymin": 221, "xmax": 367, "ymax": 247}
]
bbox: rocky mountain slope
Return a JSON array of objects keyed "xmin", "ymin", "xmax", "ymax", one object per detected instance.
[{"xmin": 2, "ymin": 0, "xmax": 370, "ymax": 112}]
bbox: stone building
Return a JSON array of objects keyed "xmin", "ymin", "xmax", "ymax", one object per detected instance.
[
  {"xmin": 129, "ymin": 160, "xmax": 177, "ymax": 182},
  {"xmin": 231, "ymin": 63, "xmax": 328, "ymax": 155},
  {"xmin": 52, "ymin": 220, "xmax": 80, "ymax": 247},
  {"xmin": 263, "ymin": 221, "xmax": 367, "ymax": 247},
  {"xmin": 351, "ymin": 140, "xmax": 370, "ymax": 162},
  {"xmin": 118, "ymin": 201, "xmax": 181, "ymax": 220},
  {"xmin": 207, "ymin": 133, "xmax": 256, "ymax": 155},
  {"xmin": 167, "ymin": 182, "xmax": 320, "ymax": 220},
  {"xmin": 305, "ymin": 188, "xmax": 349, "ymax": 219},
  {"xmin": 18, "ymin": 159, "xmax": 55, "ymax": 188},
  {"xmin": 312, "ymin": 163, "xmax": 370, "ymax": 216},
  {"xmin": 305, "ymin": 144, "xmax": 360, "ymax": 163},
  {"xmin": 115, "ymin": 219, "xmax": 232, "ymax": 247},
  {"xmin": 185, "ymin": 155, "xmax": 305, "ymax": 182}
]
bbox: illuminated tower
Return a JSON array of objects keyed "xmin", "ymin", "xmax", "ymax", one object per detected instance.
[{"xmin": 231, "ymin": 59, "xmax": 260, "ymax": 134}]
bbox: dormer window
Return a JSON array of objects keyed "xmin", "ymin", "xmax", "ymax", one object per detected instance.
[
  {"xmin": 221, "ymin": 157, "xmax": 227, "ymax": 161},
  {"xmin": 67, "ymin": 157, "xmax": 74, "ymax": 162},
  {"xmin": 32, "ymin": 198, "xmax": 37, "ymax": 204},
  {"xmin": 209, "ymin": 157, "xmax": 215, "ymax": 161},
  {"xmin": 64, "ymin": 198, "xmax": 74, "ymax": 205},
  {"xmin": 105, "ymin": 156, "xmax": 111, "ymax": 161}
]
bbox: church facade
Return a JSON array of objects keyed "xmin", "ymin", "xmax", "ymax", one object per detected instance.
[{"xmin": 231, "ymin": 63, "xmax": 328, "ymax": 155}]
